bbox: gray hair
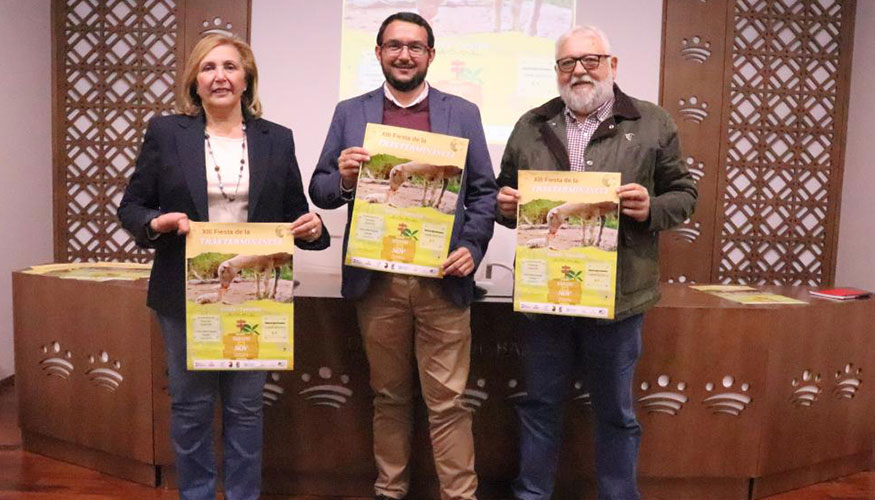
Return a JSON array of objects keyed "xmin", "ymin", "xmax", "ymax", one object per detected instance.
[{"xmin": 555, "ymin": 25, "xmax": 612, "ymax": 58}]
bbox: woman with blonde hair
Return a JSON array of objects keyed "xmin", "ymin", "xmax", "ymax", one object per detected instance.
[{"xmin": 119, "ymin": 34, "xmax": 329, "ymax": 500}]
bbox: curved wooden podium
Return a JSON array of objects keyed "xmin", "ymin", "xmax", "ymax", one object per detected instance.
[{"xmin": 12, "ymin": 271, "xmax": 874, "ymax": 499}]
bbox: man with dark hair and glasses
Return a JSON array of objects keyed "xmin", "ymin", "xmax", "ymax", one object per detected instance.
[
  {"xmin": 310, "ymin": 11, "xmax": 497, "ymax": 500},
  {"xmin": 494, "ymin": 26, "xmax": 697, "ymax": 500}
]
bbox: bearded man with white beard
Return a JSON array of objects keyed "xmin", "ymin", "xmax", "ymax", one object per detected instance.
[{"xmin": 494, "ymin": 26, "xmax": 697, "ymax": 500}]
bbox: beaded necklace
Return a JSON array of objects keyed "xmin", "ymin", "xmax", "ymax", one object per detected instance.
[{"xmin": 205, "ymin": 123, "xmax": 246, "ymax": 202}]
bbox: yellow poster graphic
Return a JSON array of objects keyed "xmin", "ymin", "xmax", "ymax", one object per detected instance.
[
  {"xmin": 514, "ymin": 171, "xmax": 621, "ymax": 319},
  {"xmin": 708, "ymin": 291, "xmax": 807, "ymax": 305},
  {"xmin": 690, "ymin": 284, "xmax": 756, "ymax": 292},
  {"xmin": 23, "ymin": 261, "xmax": 151, "ymax": 281},
  {"xmin": 185, "ymin": 222, "xmax": 295, "ymax": 370},
  {"xmin": 346, "ymin": 123, "xmax": 468, "ymax": 278}
]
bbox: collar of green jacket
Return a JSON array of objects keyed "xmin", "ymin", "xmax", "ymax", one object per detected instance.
[{"xmin": 529, "ymin": 84, "xmax": 642, "ymax": 171}]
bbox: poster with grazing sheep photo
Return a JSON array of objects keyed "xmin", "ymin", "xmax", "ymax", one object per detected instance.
[
  {"xmin": 346, "ymin": 123, "xmax": 468, "ymax": 278},
  {"xmin": 514, "ymin": 170, "xmax": 621, "ymax": 319},
  {"xmin": 184, "ymin": 222, "xmax": 295, "ymax": 371}
]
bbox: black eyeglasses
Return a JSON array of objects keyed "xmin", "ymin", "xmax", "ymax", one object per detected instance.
[
  {"xmin": 380, "ymin": 40, "xmax": 431, "ymax": 57},
  {"xmin": 556, "ymin": 54, "xmax": 611, "ymax": 73}
]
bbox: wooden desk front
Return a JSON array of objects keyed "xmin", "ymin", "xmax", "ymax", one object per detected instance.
[{"xmin": 12, "ymin": 273, "xmax": 874, "ymax": 499}]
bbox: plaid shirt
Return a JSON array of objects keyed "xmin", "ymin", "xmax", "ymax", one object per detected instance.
[{"xmin": 565, "ymin": 97, "xmax": 615, "ymax": 172}]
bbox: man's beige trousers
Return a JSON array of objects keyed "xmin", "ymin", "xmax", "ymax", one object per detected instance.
[{"xmin": 356, "ymin": 273, "xmax": 477, "ymax": 500}]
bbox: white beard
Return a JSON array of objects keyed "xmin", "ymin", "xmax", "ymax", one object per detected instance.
[{"xmin": 559, "ymin": 73, "xmax": 614, "ymax": 116}]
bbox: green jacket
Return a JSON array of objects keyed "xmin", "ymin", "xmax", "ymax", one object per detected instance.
[{"xmin": 497, "ymin": 85, "xmax": 697, "ymax": 320}]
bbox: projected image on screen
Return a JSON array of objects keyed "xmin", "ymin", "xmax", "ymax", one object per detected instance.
[{"xmin": 340, "ymin": 0, "xmax": 575, "ymax": 144}]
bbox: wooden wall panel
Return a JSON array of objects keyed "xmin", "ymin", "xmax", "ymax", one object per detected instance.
[
  {"xmin": 660, "ymin": 0, "xmax": 732, "ymax": 285},
  {"xmin": 51, "ymin": 0, "xmax": 250, "ymax": 264},
  {"xmin": 180, "ymin": 0, "xmax": 250, "ymax": 59},
  {"xmin": 714, "ymin": 0, "xmax": 856, "ymax": 286},
  {"xmin": 661, "ymin": 0, "xmax": 856, "ymax": 286},
  {"xmin": 51, "ymin": 0, "xmax": 180, "ymax": 263}
]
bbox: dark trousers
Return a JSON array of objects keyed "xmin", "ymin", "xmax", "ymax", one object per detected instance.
[{"xmin": 513, "ymin": 313, "xmax": 644, "ymax": 500}]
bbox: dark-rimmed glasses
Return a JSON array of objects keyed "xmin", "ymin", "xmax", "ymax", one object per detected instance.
[
  {"xmin": 556, "ymin": 54, "xmax": 611, "ymax": 73},
  {"xmin": 380, "ymin": 41, "xmax": 431, "ymax": 57}
]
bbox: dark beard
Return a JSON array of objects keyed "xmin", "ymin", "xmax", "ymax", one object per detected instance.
[{"xmin": 383, "ymin": 64, "xmax": 427, "ymax": 92}]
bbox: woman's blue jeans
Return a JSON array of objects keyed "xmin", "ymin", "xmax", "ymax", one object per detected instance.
[{"xmin": 158, "ymin": 314, "xmax": 266, "ymax": 500}]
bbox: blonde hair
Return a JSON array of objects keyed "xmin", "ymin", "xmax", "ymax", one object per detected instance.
[{"xmin": 176, "ymin": 34, "xmax": 262, "ymax": 118}]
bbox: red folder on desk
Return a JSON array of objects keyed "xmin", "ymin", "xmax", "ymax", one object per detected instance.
[{"xmin": 809, "ymin": 287, "xmax": 872, "ymax": 300}]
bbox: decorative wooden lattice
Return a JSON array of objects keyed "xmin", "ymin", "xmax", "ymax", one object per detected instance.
[
  {"xmin": 53, "ymin": 0, "xmax": 250, "ymax": 263},
  {"xmin": 661, "ymin": 0, "xmax": 855, "ymax": 286},
  {"xmin": 54, "ymin": 0, "xmax": 178, "ymax": 263},
  {"xmin": 717, "ymin": 0, "xmax": 852, "ymax": 285}
]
